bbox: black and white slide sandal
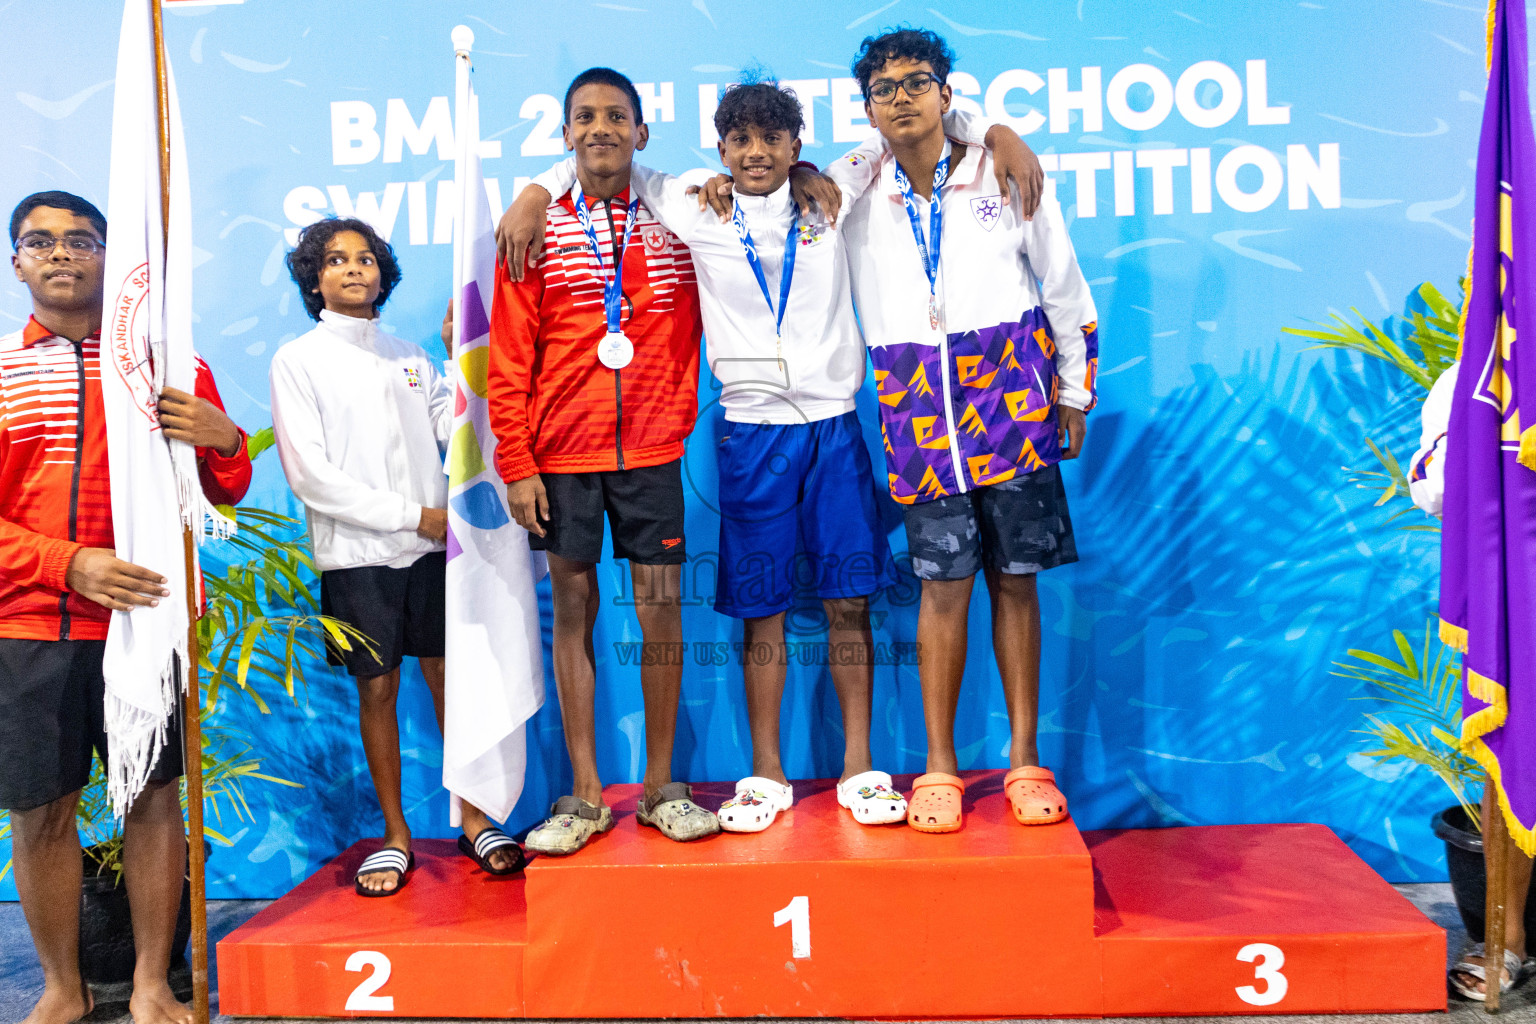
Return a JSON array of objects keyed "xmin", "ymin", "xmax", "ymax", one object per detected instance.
[
  {"xmin": 354, "ymin": 847, "xmax": 414, "ymax": 897},
  {"xmin": 458, "ymin": 826, "xmax": 527, "ymax": 876}
]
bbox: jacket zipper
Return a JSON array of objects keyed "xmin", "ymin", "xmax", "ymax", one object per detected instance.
[
  {"xmin": 604, "ymin": 199, "xmax": 626, "ymax": 471},
  {"xmin": 926, "ymin": 192, "xmax": 966, "ymax": 494},
  {"xmin": 59, "ymin": 338, "xmax": 86, "ymax": 640}
]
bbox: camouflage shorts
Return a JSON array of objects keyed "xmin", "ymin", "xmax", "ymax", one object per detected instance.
[{"xmin": 903, "ymin": 464, "xmax": 1078, "ymax": 581}]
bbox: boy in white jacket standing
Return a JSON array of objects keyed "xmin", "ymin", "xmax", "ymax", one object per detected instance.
[
  {"xmin": 829, "ymin": 29, "xmax": 1100, "ymax": 834},
  {"xmin": 270, "ymin": 218, "xmax": 523, "ymax": 895}
]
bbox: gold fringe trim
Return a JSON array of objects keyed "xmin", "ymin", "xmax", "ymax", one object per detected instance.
[
  {"xmin": 1458, "ymin": 234, "xmax": 1474, "ymax": 363},
  {"xmin": 1465, "ymin": 664, "xmax": 1509, "ymax": 711},
  {"xmin": 1460, "ymin": 735, "xmax": 1536, "ymax": 857},
  {"xmin": 1440, "ymin": 617, "xmax": 1469, "ymax": 652},
  {"xmin": 1486, "ymin": 0, "xmax": 1498, "ymax": 71},
  {"xmin": 1521, "ymin": 424, "xmax": 1536, "ymax": 470}
]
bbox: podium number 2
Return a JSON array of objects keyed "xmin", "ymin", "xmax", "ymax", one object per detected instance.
[
  {"xmin": 774, "ymin": 896, "xmax": 811, "ymax": 959},
  {"xmin": 1235, "ymin": 943, "xmax": 1287, "ymax": 1006},
  {"xmin": 345, "ymin": 950, "xmax": 394, "ymax": 1012}
]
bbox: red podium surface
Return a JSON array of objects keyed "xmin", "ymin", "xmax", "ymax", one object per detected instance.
[
  {"xmin": 1089, "ymin": 824, "xmax": 1446, "ymax": 1015},
  {"xmin": 216, "ymin": 770, "xmax": 1445, "ymax": 1018},
  {"xmin": 215, "ymin": 838, "xmax": 526, "ymax": 1018},
  {"xmin": 524, "ymin": 770, "xmax": 1098, "ymax": 1018}
]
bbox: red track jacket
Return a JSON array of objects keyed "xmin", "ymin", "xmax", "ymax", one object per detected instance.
[
  {"xmin": 0, "ymin": 316, "xmax": 252, "ymax": 641},
  {"xmin": 488, "ymin": 186, "xmax": 701, "ymax": 481}
]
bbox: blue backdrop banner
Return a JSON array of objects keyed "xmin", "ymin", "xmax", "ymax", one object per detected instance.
[{"xmin": 0, "ymin": 0, "xmax": 1492, "ymax": 896}]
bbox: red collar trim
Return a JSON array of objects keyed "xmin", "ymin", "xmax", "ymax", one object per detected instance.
[{"xmin": 21, "ymin": 316, "xmax": 100, "ymax": 348}]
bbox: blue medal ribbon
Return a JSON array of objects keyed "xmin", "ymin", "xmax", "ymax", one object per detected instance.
[
  {"xmin": 731, "ymin": 199, "xmax": 799, "ymax": 337},
  {"xmin": 893, "ymin": 149, "xmax": 950, "ymax": 310},
  {"xmin": 571, "ymin": 188, "xmax": 641, "ymax": 334}
]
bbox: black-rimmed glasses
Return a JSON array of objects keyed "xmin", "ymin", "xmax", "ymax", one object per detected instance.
[{"xmin": 867, "ymin": 72, "xmax": 942, "ymax": 104}]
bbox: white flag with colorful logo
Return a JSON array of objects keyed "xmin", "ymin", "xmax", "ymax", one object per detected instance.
[
  {"xmin": 443, "ymin": 27, "xmax": 547, "ymax": 824},
  {"xmin": 100, "ymin": 0, "xmax": 233, "ymax": 815}
]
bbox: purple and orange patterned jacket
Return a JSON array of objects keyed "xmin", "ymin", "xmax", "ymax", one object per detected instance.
[{"xmin": 834, "ymin": 141, "xmax": 1099, "ymax": 504}]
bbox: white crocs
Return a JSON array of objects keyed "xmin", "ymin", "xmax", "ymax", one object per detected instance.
[
  {"xmin": 717, "ymin": 777, "xmax": 793, "ymax": 833},
  {"xmin": 837, "ymin": 770, "xmax": 908, "ymax": 825}
]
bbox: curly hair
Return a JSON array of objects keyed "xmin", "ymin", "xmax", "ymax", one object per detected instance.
[
  {"xmin": 285, "ymin": 217, "xmax": 401, "ymax": 321},
  {"xmin": 713, "ymin": 81, "xmax": 804, "ymax": 139},
  {"xmin": 851, "ymin": 28, "xmax": 956, "ymax": 98}
]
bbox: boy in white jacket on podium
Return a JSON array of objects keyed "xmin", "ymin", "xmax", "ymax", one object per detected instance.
[{"xmin": 270, "ymin": 218, "xmax": 523, "ymax": 895}]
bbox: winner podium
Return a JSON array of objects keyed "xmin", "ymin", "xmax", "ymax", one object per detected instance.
[{"xmin": 217, "ymin": 770, "xmax": 1445, "ymax": 1018}]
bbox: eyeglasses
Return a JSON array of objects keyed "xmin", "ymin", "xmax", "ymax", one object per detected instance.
[
  {"xmin": 14, "ymin": 234, "xmax": 103, "ymax": 260},
  {"xmin": 867, "ymin": 72, "xmax": 942, "ymax": 104}
]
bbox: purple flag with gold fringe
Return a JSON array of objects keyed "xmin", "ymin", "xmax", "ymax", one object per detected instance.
[{"xmin": 1439, "ymin": 0, "xmax": 1536, "ymax": 855}]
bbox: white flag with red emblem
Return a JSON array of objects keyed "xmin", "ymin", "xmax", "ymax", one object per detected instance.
[{"xmin": 100, "ymin": 0, "xmax": 231, "ymax": 815}]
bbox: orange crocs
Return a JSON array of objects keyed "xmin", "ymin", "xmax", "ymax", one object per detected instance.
[
  {"xmin": 906, "ymin": 772, "xmax": 965, "ymax": 833},
  {"xmin": 1004, "ymin": 766, "xmax": 1069, "ymax": 824}
]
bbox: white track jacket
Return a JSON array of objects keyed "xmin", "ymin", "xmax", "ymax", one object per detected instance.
[{"xmin": 269, "ymin": 309, "xmax": 452, "ymax": 571}]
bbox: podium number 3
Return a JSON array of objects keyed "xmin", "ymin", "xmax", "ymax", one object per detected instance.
[
  {"xmin": 345, "ymin": 950, "xmax": 394, "ymax": 1012},
  {"xmin": 1235, "ymin": 943, "xmax": 1287, "ymax": 1006},
  {"xmin": 774, "ymin": 896, "xmax": 811, "ymax": 959}
]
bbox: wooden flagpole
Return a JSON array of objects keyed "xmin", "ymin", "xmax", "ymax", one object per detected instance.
[
  {"xmin": 148, "ymin": 2, "xmax": 211, "ymax": 1022},
  {"xmin": 1484, "ymin": 779, "xmax": 1508, "ymax": 1014}
]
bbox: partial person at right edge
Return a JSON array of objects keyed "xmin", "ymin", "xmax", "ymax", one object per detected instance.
[
  {"xmin": 269, "ymin": 218, "xmax": 525, "ymax": 897},
  {"xmin": 1409, "ymin": 363, "xmax": 1534, "ymax": 1000}
]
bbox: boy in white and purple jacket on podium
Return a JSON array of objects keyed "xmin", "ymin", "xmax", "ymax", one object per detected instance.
[{"xmin": 830, "ymin": 28, "xmax": 1101, "ymax": 834}]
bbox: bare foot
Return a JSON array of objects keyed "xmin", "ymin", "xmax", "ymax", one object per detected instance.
[
  {"xmin": 129, "ymin": 977, "xmax": 192, "ymax": 1024},
  {"xmin": 20, "ymin": 980, "xmax": 92, "ymax": 1024}
]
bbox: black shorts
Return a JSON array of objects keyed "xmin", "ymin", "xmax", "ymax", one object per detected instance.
[
  {"xmin": 531, "ymin": 460, "xmax": 687, "ymax": 565},
  {"xmin": 903, "ymin": 464, "xmax": 1078, "ymax": 581},
  {"xmin": 0, "ymin": 638, "xmax": 183, "ymax": 812},
  {"xmin": 320, "ymin": 551, "xmax": 446, "ymax": 677}
]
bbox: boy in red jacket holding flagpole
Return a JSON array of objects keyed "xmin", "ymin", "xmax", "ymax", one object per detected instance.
[{"xmin": 3, "ymin": 191, "xmax": 250, "ymax": 1024}]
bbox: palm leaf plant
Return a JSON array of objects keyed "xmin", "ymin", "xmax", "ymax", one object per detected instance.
[
  {"xmin": 1, "ymin": 428, "xmax": 372, "ymax": 879},
  {"xmin": 1333, "ymin": 620, "xmax": 1480, "ymax": 827},
  {"xmin": 1288, "ymin": 280, "xmax": 1478, "ymax": 821}
]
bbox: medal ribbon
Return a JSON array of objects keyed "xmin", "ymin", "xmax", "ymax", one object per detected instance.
[
  {"xmin": 893, "ymin": 148, "xmax": 950, "ymax": 310},
  {"xmin": 731, "ymin": 200, "xmax": 799, "ymax": 337},
  {"xmin": 571, "ymin": 188, "xmax": 641, "ymax": 334}
]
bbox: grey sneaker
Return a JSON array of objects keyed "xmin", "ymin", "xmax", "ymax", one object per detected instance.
[
  {"xmin": 636, "ymin": 782, "xmax": 721, "ymax": 842},
  {"xmin": 524, "ymin": 796, "xmax": 614, "ymax": 856}
]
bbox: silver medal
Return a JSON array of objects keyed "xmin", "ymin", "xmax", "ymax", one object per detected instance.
[
  {"xmin": 928, "ymin": 294, "xmax": 939, "ymax": 330},
  {"xmin": 598, "ymin": 331, "xmax": 633, "ymax": 370}
]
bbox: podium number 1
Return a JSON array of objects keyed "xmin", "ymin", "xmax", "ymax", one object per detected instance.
[
  {"xmin": 345, "ymin": 950, "xmax": 395, "ymax": 1012},
  {"xmin": 774, "ymin": 896, "xmax": 811, "ymax": 959},
  {"xmin": 1235, "ymin": 943, "xmax": 1287, "ymax": 1006}
]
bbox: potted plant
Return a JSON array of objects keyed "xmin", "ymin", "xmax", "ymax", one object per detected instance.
[
  {"xmin": 1334, "ymin": 622, "xmax": 1535, "ymax": 938},
  {"xmin": 1288, "ymin": 284, "xmax": 1532, "ymax": 937},
  {"xmin": 1, "ymin": 429, "xmax": 369, "ymax": 999}
]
